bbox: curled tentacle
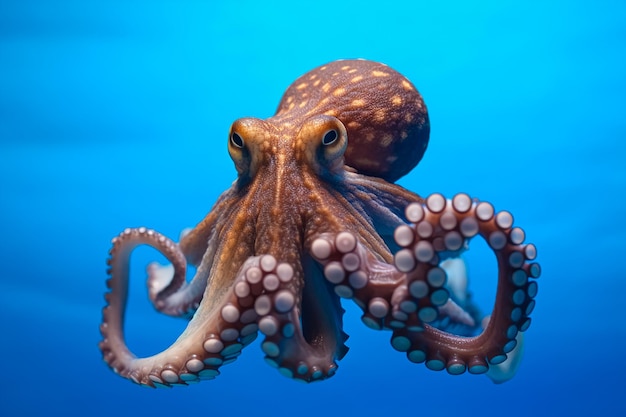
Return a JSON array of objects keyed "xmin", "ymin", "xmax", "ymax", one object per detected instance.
[
  {"xmin": 145, "ymin": 229, "xmax": 203, "ymax": 317},
  {"xmin": 310, "ymin": 193, "xmax": 540, "ymax": 380},
  {"xmin": 146, "ymin": 238, "xmax": 221, "ymax": 318},
  {"xmin": 388, "ymin": 193, "xmax": 540, "ymax": 376},
  {"xmin": 100, "ymin": 227, "xmax": 259, "ymax": 387}
]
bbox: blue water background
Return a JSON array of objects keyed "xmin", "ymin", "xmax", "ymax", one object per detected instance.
[{"xmin": 1, "ymin": 1, "xmax": 625, "ymax": 416}]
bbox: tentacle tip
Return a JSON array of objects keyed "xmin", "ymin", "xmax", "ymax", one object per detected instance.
[
  {"xmin": 179, "ymin": 227, "xmax": 193, "ymax": 240},
  {"xmin": 486, "ymin": 332, "xmax": 525, "ymax": 384}
]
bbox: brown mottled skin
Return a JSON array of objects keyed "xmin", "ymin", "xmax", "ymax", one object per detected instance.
[{"xmin": 99, "ymin": 59, "xmax": 540, "ymax": 387}]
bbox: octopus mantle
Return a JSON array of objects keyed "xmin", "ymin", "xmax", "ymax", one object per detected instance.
[{"xmin": 99, "ymin": 59, "xmax": 540, "ymax": 388}]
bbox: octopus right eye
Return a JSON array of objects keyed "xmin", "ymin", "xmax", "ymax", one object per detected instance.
[
  {"xmin": 322, "ymin": 129, "xmax": 338, "ymax": 146},
  {"xmin": 230, "ymin": 132, "xmax": 244, "ymax": 148}
]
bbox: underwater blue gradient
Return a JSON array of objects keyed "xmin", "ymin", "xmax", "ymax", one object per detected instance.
[{"xmin": 1, "ymin": 1, "xmax": 625, "ymax": 416}]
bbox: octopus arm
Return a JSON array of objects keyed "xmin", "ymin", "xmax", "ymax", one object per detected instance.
[
  {"xmin": 310, "ymin": 193, "xmax": 540, "ymax": 379},
  {"xmin": 254, "ymin": 254, "xmax": 350, "ymax": 380}
]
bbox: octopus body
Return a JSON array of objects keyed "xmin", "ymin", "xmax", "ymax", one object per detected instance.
[{"xmin": 99, "ymin": 59, "xmax": 540, "ymax": 387}]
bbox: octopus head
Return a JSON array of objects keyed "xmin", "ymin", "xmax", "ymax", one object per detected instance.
[{"xmin": 227, "ymin": 114, "xmax": 350, "ymax": 186}]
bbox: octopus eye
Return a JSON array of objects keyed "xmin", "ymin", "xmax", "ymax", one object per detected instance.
[
  {"xmin": 322, "ymin": 129, "xmax": 338, "ymax": 146},
  {"xmin": 230, "ymin": 132, "xmax": 244, "ymax": 148}
]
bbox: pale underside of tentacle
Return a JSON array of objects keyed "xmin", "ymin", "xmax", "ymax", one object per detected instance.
[{"xmin": 310, "ymin": 192, "xmax": 540, "ymax": 381}]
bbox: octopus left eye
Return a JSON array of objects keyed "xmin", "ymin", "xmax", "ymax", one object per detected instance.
[
  {"xmin": 230, "ymin": 132, "xmax": 244, "ymax": 149},
  {"xmin": 322, "ymin": 129, "xmax": 338, "ymax": 146}
]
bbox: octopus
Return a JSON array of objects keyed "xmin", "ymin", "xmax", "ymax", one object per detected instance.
[{"xmin": 99, "ymin": 59, "xmax": 540, "ymax": 387}]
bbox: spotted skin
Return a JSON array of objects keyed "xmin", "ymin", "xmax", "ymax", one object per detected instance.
[
  {"xmin": 99, "ymin": 59, "xmax": 540, "ymax": 387},
  {"xmin": 275, "ymin": 60, "xmax": 429, "ymax": 182}
]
